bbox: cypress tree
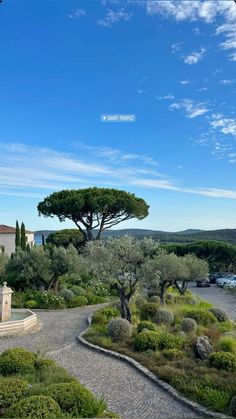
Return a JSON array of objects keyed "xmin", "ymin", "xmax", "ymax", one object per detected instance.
[
  {"xmin": 15, "ymin": 220, "xmax": 20, "ymax": 251},
  {"xmin": 20, "ymin": 222, "xmax": 27, "ymax": 251},
  {"xmin": 42, "ymin": 234, "xmax": 45, "ymax": 246}
]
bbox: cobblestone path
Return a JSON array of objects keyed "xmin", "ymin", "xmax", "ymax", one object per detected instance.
[{"xmin": 0, "ymin": 306, "xmax": 201, "ymax": 419}]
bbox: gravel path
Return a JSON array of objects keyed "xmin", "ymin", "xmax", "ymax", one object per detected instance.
[
  {"xmin": 190, "ymin": 283, "xmax": 236, "ymax": 320},
  {"xmin": 0, "ymin": 306, "xmax": 201, "ymax": 419}
]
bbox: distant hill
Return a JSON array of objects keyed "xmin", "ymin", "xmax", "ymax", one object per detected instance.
[{"xmin": 34, "ymin": 228, "xmax": 236, "ymax": 244}]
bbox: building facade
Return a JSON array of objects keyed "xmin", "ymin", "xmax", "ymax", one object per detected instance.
[{"xmin": 0, "ymin": 225, "xmax": 34, "ymax": 256}]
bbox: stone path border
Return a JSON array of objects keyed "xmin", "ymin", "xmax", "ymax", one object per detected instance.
[{"xmin": 78, "ymin": 313, "xmax": 232, "ymax": 419}]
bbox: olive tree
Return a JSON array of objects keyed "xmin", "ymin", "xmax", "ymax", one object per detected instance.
[
  {"xmin": 38, "ymin": 188, "xmax": 149, "ymax": 241},
  {"xmin": 83, "ymin": 236, "xmax": 158, "ymax": 322},
  {"xmin": 175, "ymin": 253, "xmax": 209, "ymax": 295}
]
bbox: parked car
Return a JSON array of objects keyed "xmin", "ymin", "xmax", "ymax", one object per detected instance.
[
  {"xmin": 209, "ymin": 272, "xmax": 228, "ymax": 284},
  {"xmin": 217, "ymin": 274, "xmax": 236, "ymax": 287},
  {"xmin": 223, "ymin": 276, "xmax": 236, "ymax": 289},
  {"xmin": 196, "ymin": 277, "xmax": 210, "ymax": 287}
]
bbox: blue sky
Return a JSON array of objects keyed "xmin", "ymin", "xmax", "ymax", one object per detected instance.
[{"xmin": 1, "ymin": 0, "xmax": 236, "ymax": 232}]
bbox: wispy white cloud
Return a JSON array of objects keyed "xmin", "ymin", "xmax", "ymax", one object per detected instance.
[
  {"xmin": 97, "ymin": 8, "xmax": 132, "ymax": 26},
  {"xmin": 1, "ymin": 142, "xmax": 236, "ymax": 201},
  {"xmin": 210, "ymin": 114, "xmax": 236, "ymax": 136},
  {"xmin": 184, "ymin": 47, "xmax": 206, "ymax": 65},
  {"xmin": 66, "ymin": 9, "xmax": 86, "ymax": 19},
  {"xmin": 156, "ymin": 94, "xmax": 175, "ymax": 101},
  {"xmin": 169, "ymin": 98, "xmax": 209, "ymax": 118},
  {"xmin": 219, "ymin": 79, "xmax": 234, "ymax": 85},
  {"xmin": 180, "ymin": 80, "xmax": 190, "ymax": 85}
]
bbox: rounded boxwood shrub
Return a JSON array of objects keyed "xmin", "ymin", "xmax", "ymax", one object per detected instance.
[
  {"xmin": 68, "ymin": 295, "xmax": 88, "ymax": 308},
  {"xmin": 59, "ymin": 288, "xmax": 74, "ymax": 302},
  {"xmin": 148, "ymin": 295, "xmax": 160, "ymax": 304},
  {"xmin": 134, "ymin": 330, "xmax": 159, "ymax": 351},
  {"xmin": 6, "ymin": 395, "xmax": 61, "ymax": 418},
  {"xmin": 70, "ymin": 285, "xmax": 86, "ymax": 296},
  {"xmin": 209, "ymin": 307, "xmax": 229, "ymax": 322},
  {"xmin": 162, "ymin": 348, "xmax": 184, "ymax": 361},
  {"xmin": 157, "ymin": 331, "xmax": 186, "ymax": 350},
  {"xmin": 230, "ymin": 395, "xmax": 236, "ymax": 417},
  {"xmin": 165, "ymin": 293, "xmax": 175, "ymax": 304},
  {"xmin": 137, "ymin": 321, "xmax": 156, "ymax": 333},
  {"xmin": 0, "ymin": 378, "xmax": 29, "ymax": 408},
  {"xmin": 155, "ymin": 309, "xmax": 174, "ymax": 326},
  {"xmin": 181, "ymin": 318, "xmax": 197, "ymax": 334},
  {"xmin": 141, "ymin": 303, "xmax": 159, "ymax": 321},
  {"xmin": 183, "ymin": 309, "xmax": 216, "ymax": 326},
  {"xmin": 45, "ymin": 382, "xmax": 105, "ymax": 417},
  {"xmin": 209, "ymin": 351, "xmax": 236, "ymax": 371},
  {"xmin": 25, "ymin": 300, "xmax": 37, "ymax": 309},
  {"xmin": 219, "ymin": 336, "xmax": 236, "ymax": 353},
  {"xmin": 108, "ymin": 318, "xmax": 132, "ymax": 342},
  {"xmin": 0, "ymin": 348, "xmax": 36, "ymax": 375},
  {"xmin": 135, "ymin": 296, "xmax": 147, "ymax": 309}
]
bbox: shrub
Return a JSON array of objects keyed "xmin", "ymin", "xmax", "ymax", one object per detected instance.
[
  {"xmin": 149, "ymin": 295, "xmax": 160, "ymax": 304},
  {"xmin": 219, "ymin": 336, "xmax": 236, "ymax": 353},
  {"xmin": 68, "ymin": 295, "xmax": 88, "ymax": 308},
  {"xmin": 165, "ymin": 293, "xmax": 175, "ymax": 304},
  {"xmin": 0, "ymin": 378, "xmax": 29, "ymax": 408},
  {"xmin": 134, "ymin": 330, "xmax": 159, "ymax": 351},
  {"xmin": 108, "ymin": 318, "xmax": 132, "ymax": 342},
  {"xmin": 141, "ymin": 303, "xmax": 159, "ymax": 321},
  {"xmin": 155, "ymin": 309, "xmax": 174, "ymax": 326},
  {"xmin": 230, "ymin": 395, "xmax": 236, "ymax": 417},
  {"xmin": 6, "ymin": 395, "xmax": 61, "ymax": 418},
  {"xmin": 183, "ymin": 309, "xmax": 216, "ymax": 326},
  {"xmin": 209, "ymin": 352, "xmax": 236, "ymax": 371},
  {"xmin": 45, "ymin": 382, "xmax": 105, "ymax": 417},
  {"xmin": 59, "ymin": 288, "xmax": 74, "ymax": 302},
  {"xmin": 134, "ymin": 296, "xmax": 147, "ymax": 309},
  {"xmin": 137, "ymin": 321, "xmax": 156, "ymax": 333},
  {"xmin": 209, "ymin": 307, "xmax": 229, "ymax": 323},
  {"xmin": 25, "ymin": 299, "xmax": 37, "ymax": 309},
  {"xmin": 162, "ymin": 348, "xmax": 184, "ymax": 361},
  {"xmin": 181, "ymin": 318, "xmax": 197, "ymax": 334},
  {"xmin": 92, "ymin": 307, "xmax": 119, "ymax": 325},
  {"xmin": 157, "ymin": 330, "xmax": 186, "ymax": 350},
  {"xmin": 0, "ymin": 348, "xmax": 36, "ymax": 375},
  {"xmin": 34, "ymin": 291, "xmax": 66, "ymax": 309},
  {"xmin": 70, "ymin": 285, "xmax": 86, "ymax": 296}
]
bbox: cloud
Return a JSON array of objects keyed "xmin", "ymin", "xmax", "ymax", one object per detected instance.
[
  {"xmin": 216, "ymin": 23, "xmax": 236, "ymax": 61},
  {"xmin": 66, "ymin": 9, "xmax": 86, "ymax": 19},
  {"xmin": 156, "ymin": 94, "xmax": 175, "ymax": 101},
  {"xmin": 219, "ymin": 79, "xmax": 234, "ymax": 85},
  {"xmin": 184, "ymin": 47, "xmax": 206, "ymax": 65},
  {"xmin": 171, "ymin": 42, "xmax": 183, "ymax": 53},
  {"xmin": 2, "ymin": 142, "xmax": 236, "ymax": 201},
  {"xmin": 97, "ymin": 8, "xmax": 132, "ymax": 26},
  {"xmin": 169, "ymin": 98, "xmax": 209, "ymax": 118},
  {"xmin": 180, "ymin": 80, "xmax": 190, "ymax": 85},
  {"xmin": 210, "ymin": 114, "xmax": 236, "ymax": 136}
]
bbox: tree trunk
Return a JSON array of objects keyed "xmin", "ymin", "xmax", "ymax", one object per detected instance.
[
  {"xmin": 174, "ymin": 280, "xmax": 188, "ymax": 295},
  {"xmin": 160, "ymin": 283, "xmax": 166, "ymax": 305},
  {"xmin": 86, "ymin": 227, "xmax": 94, "ymax": 241},
  {"xmin": 48, "ymin": 275, "xmax": 59, "ymax": 292},
  {"xmin": 119, "ymin": 290, "xmax": 132, "ymax": 323}
]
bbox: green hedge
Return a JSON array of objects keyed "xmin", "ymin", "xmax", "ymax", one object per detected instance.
[
  {"xmin": 0, "ymin": 348, "xmax": 36, "ymax": 375},
  {"xmin": 6, "ymin": 395, "xmax": 61, "ymax": 419}
]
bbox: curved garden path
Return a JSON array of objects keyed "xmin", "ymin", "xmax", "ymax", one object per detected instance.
[{"xmin": 0, "ymin": 306, "xmax": 201, "ymax": 419}]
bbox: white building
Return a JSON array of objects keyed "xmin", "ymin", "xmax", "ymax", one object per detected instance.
[{"xmin": 0, "ymin": 225, "xmax": 34, "ymax": 256}]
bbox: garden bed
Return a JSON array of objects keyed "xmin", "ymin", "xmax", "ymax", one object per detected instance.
[
  {"xmin": 84, "ymin": 290, "xmax": 236, "ymax": 417},
  {"xmin": 0, "ymin": 347, "xmax": 117, "ymax": 418}
]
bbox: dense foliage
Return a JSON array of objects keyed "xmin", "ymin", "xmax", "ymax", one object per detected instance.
[{"xmin": 38, "ymin": 187, "xmax": 149, "ymax": 241}]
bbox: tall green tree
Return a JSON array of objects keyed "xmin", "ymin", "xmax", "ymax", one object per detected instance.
[
  {"xmin": 15, "ymin": 220, "xmax": 20, "ymax": 251},
  {"xmin": 46, "ymin": 229, "xmax": 84, "ymax": 250},
  {"xmin": 38, "ymin": 188, "xmax": 149, "ymax": 241},
  {"xmin": 20, "ymin": 222, "xmax": 27, "ymax": 251}
]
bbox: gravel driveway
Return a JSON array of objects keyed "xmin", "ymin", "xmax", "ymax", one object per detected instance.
[
  {"xmin": 0, "ymin": 306, "xmax": 201, "ymax": 419},
  {"xmin": 190, "ymin": 283, "xmax": 236, "ymax": 320}
]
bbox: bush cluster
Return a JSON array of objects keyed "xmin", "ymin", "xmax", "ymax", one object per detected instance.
[
  {"xmin": 137, "ymin": 321, "xmax": 156, "ymax": 333},
  {"xmin": 134, "ymin": 330, "xmax": 159, "ymax": 351},
  {"xmin": 181, "ymin": 318, "xmax": 197, "ymax": 334},
  {"xmin": 209, "ymin": 307, "xmax": 229, "ymax": 323},
  {"xmin": 148, "ymin": 295, "xmax": 160, "ymax": 304},
  {"xmin": 209, "ymin": 352, "xmax": 236, "ymax": 371},
  {"xmin": 141, "ymin": 303, "xmax": 159, "ymax": 321},
  {"xmin": 6, "ymin": 395, "xmax": 61, "ymax": 419},
  {"xmin": 0, "ymin": 378, "xmax": 29, "ymax": 408},
  {"xmin": 157, "ymin": 330, "xmax": 186, "ymax": 350},
  {"xmin": 135, "ymin": 296, "xmax": 147, "ymax": 309},
  {"xmin": 218, "ymin": 336, "xmax": 236, "ymax": 353},
  {"xmin": 183, "ymin": 308, "xmax": 216, "ymax": 326},
  {"xmin": 155, "ymin": 309, "xmax": 174, "ymax": 326},
  {"xmin": 162, "ymin": 348, "xmax": 184, "ymax": 361},
  {"xmin": 92, "ymin": 307, "xmax": 119, "ymax": 325},
  {"xmin": 0, "ymin": 348, "xmax": 36, "ymax": 375},
  {"xmin": 68, "ymin": 295, "xmax": 88, "ymax": 308},
  {"xmin": 108, "ymin": 318, "xmax": 132, "ymax": 342}
]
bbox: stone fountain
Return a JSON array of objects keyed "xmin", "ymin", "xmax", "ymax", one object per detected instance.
[{"xmin": 0, "ymin": 282, "xmax": 38, "ymax": 337}]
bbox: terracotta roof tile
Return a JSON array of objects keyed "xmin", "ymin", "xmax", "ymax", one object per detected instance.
[{"xmin": 0, "ymin": 225, "xmax": 34, "ymax": 234}]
